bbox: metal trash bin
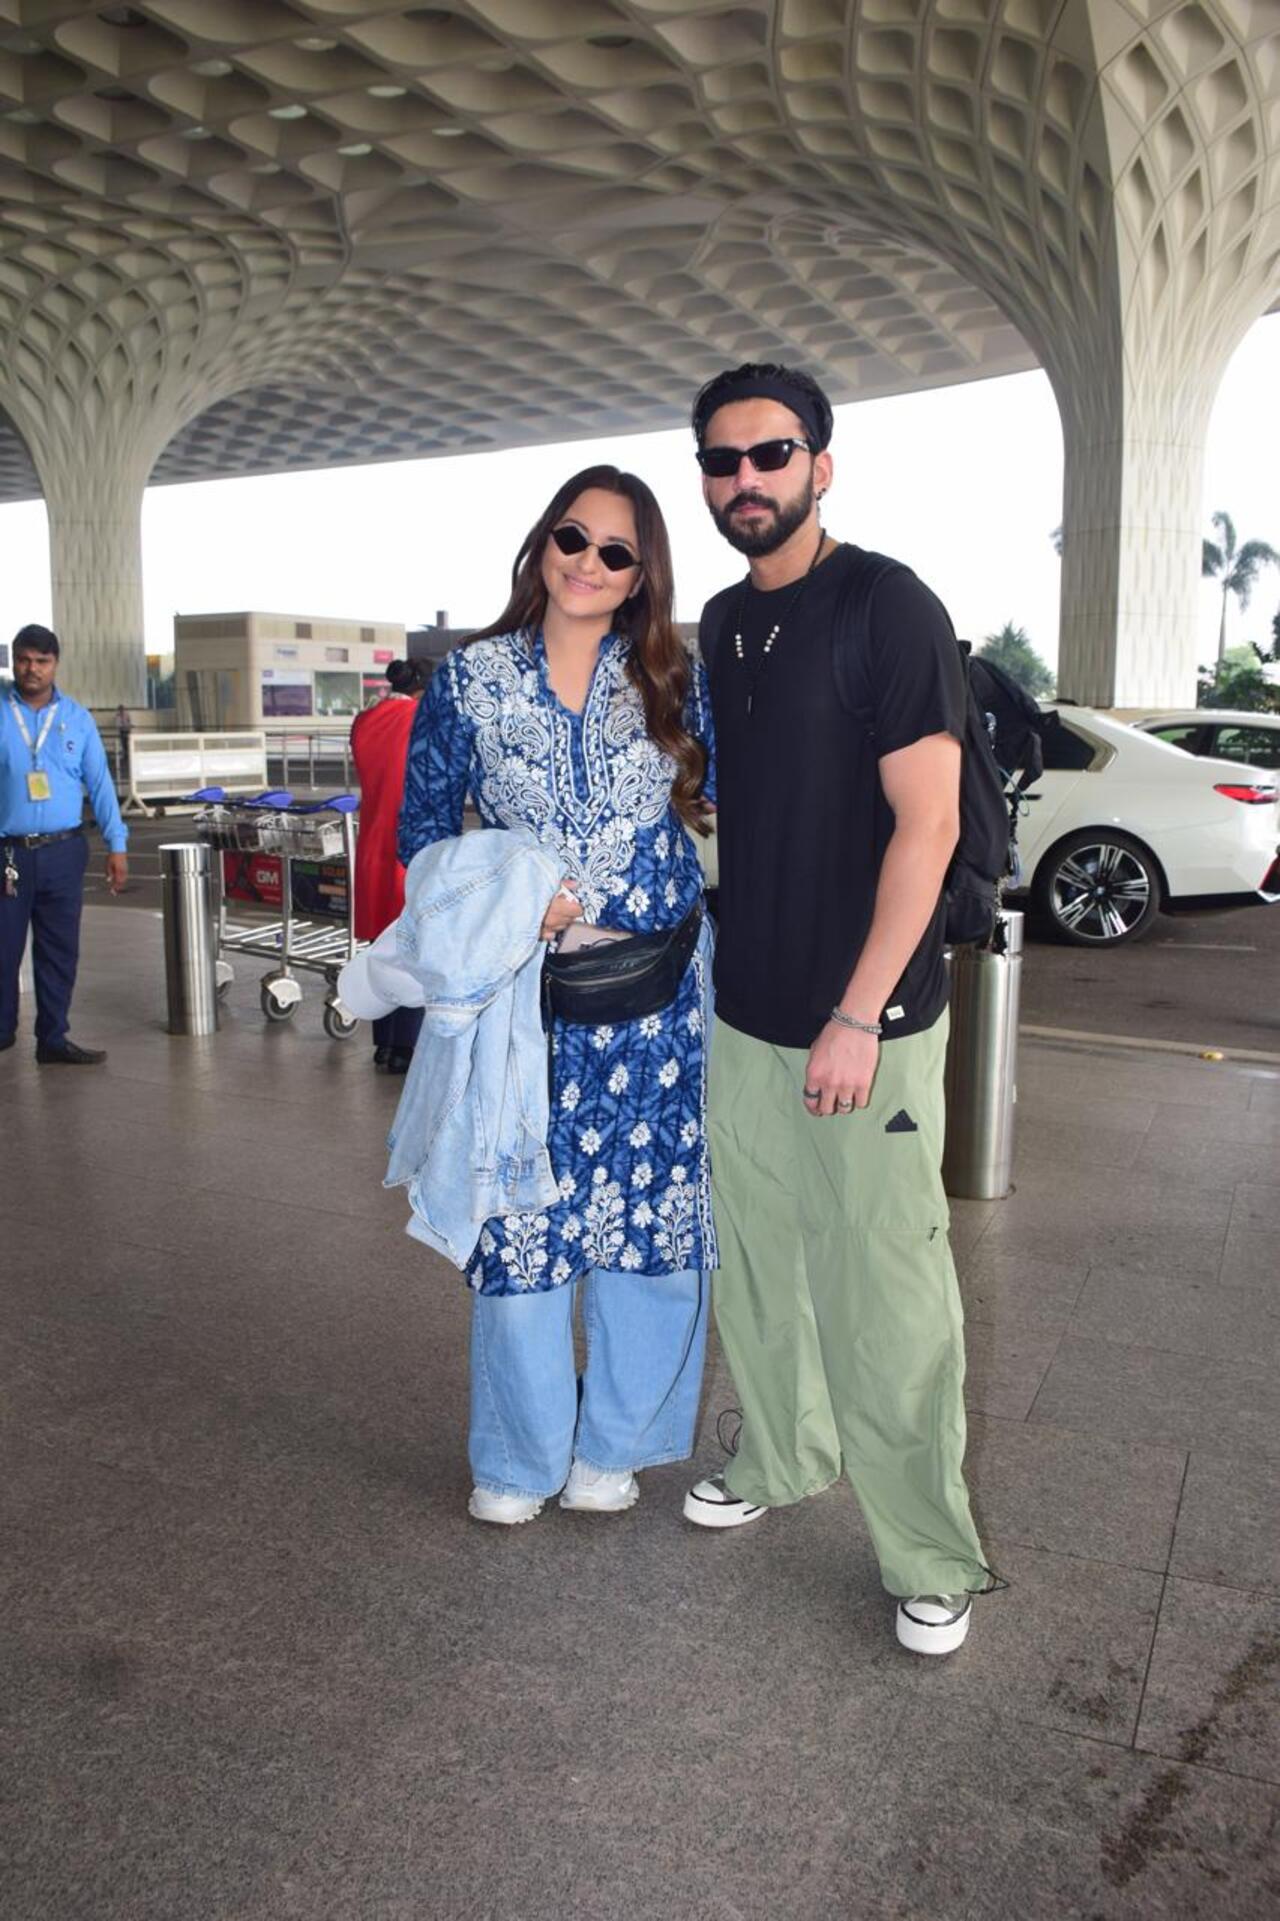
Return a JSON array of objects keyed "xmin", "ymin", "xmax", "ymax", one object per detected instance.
[
  {"xmin": 160, "ymin": 842, "xmax": 219, "ymax": 1036},
  {"xmin": 943, "ymin": 908, "xmax": 1023, "ymax": 1200}
]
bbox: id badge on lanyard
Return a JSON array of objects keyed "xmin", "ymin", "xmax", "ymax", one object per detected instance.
[{"xmin": 9, "ymin": 695, "xmax": 56, "ymax": 803}]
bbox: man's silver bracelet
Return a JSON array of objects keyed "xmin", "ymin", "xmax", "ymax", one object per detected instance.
[{"xmin": 830, "ymin": 1007, "xmax": 883, "ymax": 1037}]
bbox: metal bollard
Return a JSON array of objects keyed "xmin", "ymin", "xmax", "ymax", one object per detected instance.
[
  {"xmin": 160, "ymin": 843, "xmax": 219, "ymax": 1036},
  {"xmin": 942, "ymin": 908, "xmax": 1023, "ymax": 1200}
]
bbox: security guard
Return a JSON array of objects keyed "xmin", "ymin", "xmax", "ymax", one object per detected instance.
[{"xmin": 1, "ymin": 624, "xmax": 129, "ymax": 1064}]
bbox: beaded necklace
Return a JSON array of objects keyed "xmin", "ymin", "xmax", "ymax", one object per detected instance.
[{"xmin": 733, "ymin": 527, "xmax": 829, "ymax": 715}]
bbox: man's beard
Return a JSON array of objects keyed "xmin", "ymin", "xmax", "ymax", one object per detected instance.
[{"xmin": 710, "ymin": 472, "xmax": 816, "ymax": 557}]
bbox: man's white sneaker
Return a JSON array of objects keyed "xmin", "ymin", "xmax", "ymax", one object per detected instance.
[
  {"xmin": 558, "ymin": 1460, "xmax": 639, "ymax": 1512},
  {"xmin": 895, "ymin": 1593, "xmax": 972, "ymax": 1655},
  {"xmin": 468, "ymin": 1486, "xmax": 544, "ymax": 1526},
  {"xmin": 682, "ymin": 1472, "xmax": 768, "ymax": 1529}
]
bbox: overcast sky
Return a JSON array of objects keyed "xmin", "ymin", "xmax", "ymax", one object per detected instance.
[{"xmin": 2, "ymin": 312, "xmax": 1276, "ymax": 675}]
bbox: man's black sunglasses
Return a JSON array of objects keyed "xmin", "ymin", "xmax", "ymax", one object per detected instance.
[
  {"xmin": 549, "ymin": 523, "xmax": 639, "ymax": 573},
  {"xmin": 695, "ymin": 436, "xmax": 815, "ymax": 478}
]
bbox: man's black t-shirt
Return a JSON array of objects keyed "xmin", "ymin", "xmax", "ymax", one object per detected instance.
[{"xmin": 701, "ymin": 542, "xmax": 966, "ymax": 1050}]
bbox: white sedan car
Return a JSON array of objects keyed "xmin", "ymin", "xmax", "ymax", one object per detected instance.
[
  {"xmin": 1008, "ymin": 706, "xmax": 1280, "ymax": 946},
  {"xmin": 1128, "ymin": 708, "xmax": 1280, "ymax": 773}
]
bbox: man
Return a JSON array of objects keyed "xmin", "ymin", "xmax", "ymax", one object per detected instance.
[
  {"xmin": 1, "ymin": 625, "xmax": 128, "ymax": 1064},
  {"xmin": 683, "ymin": 363, "xmax": 994, "ymax": 1655}
]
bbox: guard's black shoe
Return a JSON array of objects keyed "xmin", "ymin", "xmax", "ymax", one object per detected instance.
[
  {"xmin": 373, "ymin": 1044, "xmax": 391, "ymax": 1067},
  {"xmin": 36, "ymin": 1040, "xmax": 106, "ymax": 1066},
  {"xmin": 387, "ymin": 1047, "xmax": 414, "ymax": 1075},
  {"xmin": 0, "ymin": 1034, "xmax": 14, "ymax": 1052}
]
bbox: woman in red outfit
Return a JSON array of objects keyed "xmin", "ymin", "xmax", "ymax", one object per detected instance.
[{"xmin": 350, "ymin": 659, "xmax": 425, "ymax": 1072}]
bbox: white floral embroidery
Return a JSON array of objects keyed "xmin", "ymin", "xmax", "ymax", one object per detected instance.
[
  {"xmin": 496, "ymin": 1212, "xmax": 552, "ymax": 1288},
  {"xmin": 551, "ymin": 1255, "xmax": 572, "ymax": 1284},
  {"xmin": 479, "ymin": 1228, "xmax": 497, "ymax": 1256},
  {"xmin": 655, "ymin": 831, "xmax": 669, "ymax": 860},
  {"xmin": 655, "ymin": 1175, "xmax": 696, "ymax": 1267},
  {"xmin": 632, "ymin": 1199, "xmax": 654, "ymax": 1228},
  {"xmin": 607, "ymin": 1064, "xmax": 629, "ymax": 1096},
  {"xmin": 632, "ymin": 1161, "xmax": 653, "ymax": 1189},
  {"xmin": 590, "ymin": 1024, "xmax": 615, "ymax": 1051},
  {"xmin": 685, "ymin": 1007, "xmax": 703, "ymax": 1034},
  {"xmin": 579, "ymin": 1126, "xmax": 602, "ymax": 1156},
  {"xmin": 639, "ymin": 1014, "xmax": 662, "ymax": 1040},
  {"xmin": 658, "ymin": 1058, "xmax": 679, "ymax": 1088},
  {"xmin": 680, "ymin": 1120, "xmax": 698, "ymax": 1147},
  {"xmin": 561, "ymin": 1213, "xmax": 583, "ymax": 1243},
  {"xmin": 664, "ymin": 879, "xmax": 678, "ymax": 909},
  {"xmin": 560, "ymin": 1080, "xmax": 581, "ymax": 1111},
  {"xmin": 626, "ymin": 886, "xmax": 650, "ymax": 916},
  {"xmin": 618, "ymin": 1244, "xmax": 643, "ymax": 1271},
  {"xmin": 558, "ymin": 1171, "xmax": 578, "ymax": 1201},
  {"xmin": 457, "ymin": 636, "xmax": 674, "ymax": 920},
  {"xmin": 582, "ymin": 1166, "xmax": 626, "ymax": 1269},
  {"xmin": 629, "ymin": 1120, "xmax": 652, "ymax": 1147}
]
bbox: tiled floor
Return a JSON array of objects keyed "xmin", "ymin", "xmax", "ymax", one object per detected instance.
[{"xmin": 3, "ymin": 905, "xmax": 1278, "ymax": 1920}]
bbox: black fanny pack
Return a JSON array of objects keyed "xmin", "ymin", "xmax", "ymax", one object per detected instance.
[{"xmin": 542, "ymin": 901, "xmax": 702, "ymax": 1028}]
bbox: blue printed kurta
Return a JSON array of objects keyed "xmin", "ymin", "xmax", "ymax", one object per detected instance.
[{"xmin": 398, "ymin": 628, "xmax": 718, "ymax": 1296}]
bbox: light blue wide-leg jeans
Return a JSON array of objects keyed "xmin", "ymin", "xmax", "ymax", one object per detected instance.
[{"xmin": 469, "ymin": 1267, "xmax": 709, "ymax": 1499}]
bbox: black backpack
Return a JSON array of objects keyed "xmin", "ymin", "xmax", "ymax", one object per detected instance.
[{"xmin": 830, "ymin": 548, "xmax": 1055, "ymax": 946}]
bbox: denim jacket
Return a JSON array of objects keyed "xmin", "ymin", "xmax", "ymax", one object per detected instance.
[{"xmin": 348, "ymin": 826, "xmax": 563, "ymax": 1269}]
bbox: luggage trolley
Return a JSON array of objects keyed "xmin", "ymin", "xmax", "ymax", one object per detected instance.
[{"xmin": 189, "ymin": 788, "xmax": 363, "ymax": 1038}]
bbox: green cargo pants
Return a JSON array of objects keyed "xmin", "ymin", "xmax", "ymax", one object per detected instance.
[{"xmin": 707, "ymin": 1011, "xmax": 989, "ymax": 1598}]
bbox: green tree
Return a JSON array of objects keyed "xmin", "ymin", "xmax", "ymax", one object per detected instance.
[
  {"xmin": 977, "ymin": 622, "xmax": 1055, "ymax": 698},
  {"xmin": 1196, "ymin": 645, "xmax": 1280, "ymax": 714},
  {"xmin": 1202, "ymin": 511, "xmax": 1278, "ymax": 667}
]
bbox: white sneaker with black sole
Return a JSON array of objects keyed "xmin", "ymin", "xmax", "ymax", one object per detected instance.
[
  {"xmin": 683, "ymin": 1472, "xmax": 768, "ymax": 1529},
  {"xmin": 895, "ymin": 1593, "xmax": 972, "ymax": 1654},
  {"xmin": 558, "ymin": 1460, "xmax": 639, "ymax": 1513}
]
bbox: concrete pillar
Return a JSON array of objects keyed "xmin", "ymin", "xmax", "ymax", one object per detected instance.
[
  {"xmin": 42, "ymin": 442, "xmax": 152, "ymax": 709},
  {"xmin": 1054, "ymin": 372, "xmax": 1215, "ymax": 710}
]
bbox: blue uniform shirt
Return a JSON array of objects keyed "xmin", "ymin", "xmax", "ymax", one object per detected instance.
[{"xmin": 0, "ymin": 690, "xmax": 128, "ymax": 850}]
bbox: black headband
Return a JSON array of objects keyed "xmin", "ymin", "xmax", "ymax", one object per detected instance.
[{"xmin": 697, "ymin": 375, "xmax": 830, "ymax": 451}]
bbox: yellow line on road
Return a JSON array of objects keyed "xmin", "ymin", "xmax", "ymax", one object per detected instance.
[{"xmin": 1022, "ymin": 1024, "xmax": 1280, "ymax": 1068}]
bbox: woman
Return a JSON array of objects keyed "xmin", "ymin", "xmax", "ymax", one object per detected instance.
[
  {"xmin": 398, "ymin": 465, "xmax": 716, "ymax": 1525},
  {"xmin": 350, "ymin": 659, "xmax": 425, "ymax": 1073}
]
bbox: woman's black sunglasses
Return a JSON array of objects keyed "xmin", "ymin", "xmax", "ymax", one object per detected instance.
[
  {"xmin": 695, "ymin": 436, "xmax": 814, "ymax": 478},
  {"xmin": 549, "ymin": 523, "xmax": 639, "ymax": 573}
]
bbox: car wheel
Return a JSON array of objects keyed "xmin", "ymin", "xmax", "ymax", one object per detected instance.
[{"xmin": 1033, "ymin": 830, "xmax": 1162, "ymax": 947}]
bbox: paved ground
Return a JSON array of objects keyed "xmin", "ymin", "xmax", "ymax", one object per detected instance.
[
  {"xmin": 3, "ymin": 903, "xmax": 1278, "ymax": 1919},
  {"xmin": 97, "ymin": 816, "xmax": 1280, "ymax": 1056}
]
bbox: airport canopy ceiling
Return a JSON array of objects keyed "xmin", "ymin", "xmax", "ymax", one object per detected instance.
[
  {"xmin": 0, "ymin": 0, "xmax": 1085, "ymax": 501},
  {"xmin": 0, "ymin": 2, "xmax": 1275, "ymax": 507}
]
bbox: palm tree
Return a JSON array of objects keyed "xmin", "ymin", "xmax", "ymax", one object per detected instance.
[{"xmin": 1202, "ymin": 511, "xmax": 1278, "ymax": 667}]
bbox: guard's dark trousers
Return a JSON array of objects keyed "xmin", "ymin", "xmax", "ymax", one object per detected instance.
[{"xmin": 0, "ymin": 832, "xmax": 89, "ymax": 1048}]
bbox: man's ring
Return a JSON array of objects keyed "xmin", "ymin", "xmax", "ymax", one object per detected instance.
[
  {"xmin": 835, "ymin": 1098, "xmax": 854, "ymax": 1112},
  {"xmin": 802, "ymin": 1086, "xmax": 820, "ymax": 1100}
]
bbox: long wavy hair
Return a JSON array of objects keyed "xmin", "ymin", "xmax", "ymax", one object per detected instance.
[{"xmin": 468, "ymin": 465, "xmax": 710, "ymax": 834}]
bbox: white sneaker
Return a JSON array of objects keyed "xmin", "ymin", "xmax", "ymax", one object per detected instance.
[
  {"xmin": 558, "ymin": 1460, "xmax": 639, "ymax": 1512},
  {"xmin": 682, "ymin": 1472, "xmax": 768, "ymax": 1529},
  {"xmin": 895, "ymin": 1593, "xmax": 972, "ymax": 1655},
  {"xmin": 468, "ymin": 1485, "xmax": 544, "ymax": 1526}
]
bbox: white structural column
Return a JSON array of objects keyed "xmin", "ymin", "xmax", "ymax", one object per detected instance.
[
  {"xmin": 1051, "ymin": 0, "xmax": 1280, "ymax": 707},
  {"xmin": 38, "ymin": 438, "xmax": 156, "ymax": 708},
  {"xmin": 1054, "ymin": 345, "xmax": 1220, "ymax": 708}
]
